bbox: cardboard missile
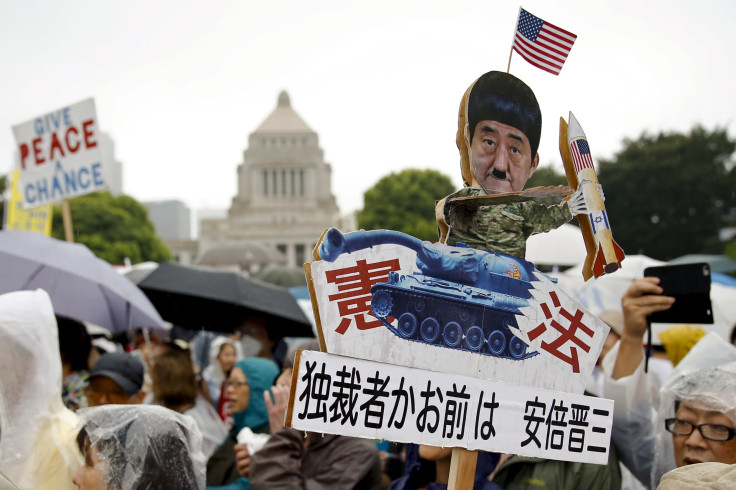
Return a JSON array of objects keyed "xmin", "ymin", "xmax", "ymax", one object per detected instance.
[{"xmin": 559, "ymin": 112, "xmax": 625, "ymax": 280}]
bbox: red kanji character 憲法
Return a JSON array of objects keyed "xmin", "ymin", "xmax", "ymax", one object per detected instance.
[
  {"xmin": 325, "ymin": 258, "xmax": 400, "ymax": 334},
  {"xmin": 527, "ymin": 291, "xmax": 594, "ymax": 373}
]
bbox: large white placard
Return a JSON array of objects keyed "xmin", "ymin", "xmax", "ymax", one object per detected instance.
[
  {"xmin": 13, "ymin": 98, "xmax": 106, "ymax": 207},
  {"xmin": 288, "ymin": 350, "xmax": 613, "ymax": 465},
  {"xmin": 309, "ymin": 233, "xmax": 610, "ymax": 394}
]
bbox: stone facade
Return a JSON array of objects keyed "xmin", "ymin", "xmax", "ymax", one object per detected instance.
[{"xmin": 199, "ymin": 91, "xmax": 354, "ymax": 269}]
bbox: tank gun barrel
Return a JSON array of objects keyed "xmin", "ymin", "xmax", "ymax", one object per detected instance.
[{"xmin": 319, "ymin": 228, "xmax": 424, "ymax": 262}]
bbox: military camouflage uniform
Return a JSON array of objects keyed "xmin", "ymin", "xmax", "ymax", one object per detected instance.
[{"xmin": 444, "ymin": 187, "xmax": 572, "ymax": 258}]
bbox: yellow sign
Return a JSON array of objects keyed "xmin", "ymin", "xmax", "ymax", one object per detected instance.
[{"xmin": 5, "ymin": 170, "xmax": 53, "ymax": 235}]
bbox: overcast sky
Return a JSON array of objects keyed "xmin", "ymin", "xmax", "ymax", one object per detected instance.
[{"xmin": 3, "ymin": 0, "xmax": 735, "ymax": 219}]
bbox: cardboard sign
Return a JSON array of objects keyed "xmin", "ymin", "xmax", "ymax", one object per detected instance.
[
  {"xmin": 13, "ymin": 98, "xmax": 105, "ymax": 207},
  {"xmin": 308, "ymin": 229, "xmax": 610, "ymax": 394},
  {"xmin": 287, "ymin": 350, "xmax": 613, "ymax": 465},
  {"xmin": 4, "ymin": 170, "xmax": 53, "ymax": 234}
]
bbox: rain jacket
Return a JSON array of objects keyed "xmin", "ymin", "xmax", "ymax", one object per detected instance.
[
  {"xmin": 203, "ymin": 336, "xmax": 242, "ymax": 406},
  {"xmin": 206, "ymin": 357, "xmax": 279, "ymax": 489},
  {"xmin": 602, "ymin": 332, "xmax": 736, "ymax": 488},
  {"xmin": 76, "ymin": 404, "xmax": 206, "ymax": 489},
  {"xmin": 0, "ymin": 290, "xmax": 82, "ymax": 490}
]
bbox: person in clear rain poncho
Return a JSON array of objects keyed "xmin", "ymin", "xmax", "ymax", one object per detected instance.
[
  {"xmin": 73, "ymin": 404, "xmax": 206, "ymax": 489},
  {"xmin": 603, "ymin": 277, "xmax": 736, "ymax": 488},
  {"xmin": 0, "ymin": 290, "xmax": 82, "ymax": 490}
]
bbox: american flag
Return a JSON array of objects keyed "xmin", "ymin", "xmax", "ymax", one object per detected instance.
[
  {"xmin": 570, "ymin": 139, "xmax": 594, "ymax": 173},
  {"xmin": 513, "ymin": 8, "xmax": 577, "ymax": 76}
]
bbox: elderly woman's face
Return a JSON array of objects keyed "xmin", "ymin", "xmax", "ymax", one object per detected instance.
[
  {"xmin": 226, "ymin": 366, "xmax": 251, "ymax": 413},
  {"xmin": 72, "ymin": 444, "xmax": 107, "ymax": 490},
  {"xmin": 672, "ymin": 402, "xmax": 736, "ymax": 467}
]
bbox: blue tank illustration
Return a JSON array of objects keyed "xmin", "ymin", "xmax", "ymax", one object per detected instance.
[{"xmin": 319, "ymin": 228, "xmax": 540, "ymax": 360}]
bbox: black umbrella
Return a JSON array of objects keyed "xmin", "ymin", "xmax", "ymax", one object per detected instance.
[
  {"xmin": 137, "ymin": 262, "xmax": 312, "ymax": 337},
  {"xmin": 251, "ymin": 264, "xmax": 308, "ymax": 288}
]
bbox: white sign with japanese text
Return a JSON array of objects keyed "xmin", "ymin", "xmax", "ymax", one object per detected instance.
[
  {"xmin": 309, "ymin": 230, "xmax": 610, "ymax": 394},
  {"xmin": 288, "ymin": 350, "xmax": 613, "ymax": 465},
  {"xmin": 13, "ymin": 98, "xmax": 106, "ymax": 207}
]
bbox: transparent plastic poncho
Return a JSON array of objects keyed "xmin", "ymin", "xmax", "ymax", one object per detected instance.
[
  {"xmin": 651, "ymin": 333, "xmax": 736, "ymax": 487},
  {"xmin": 77, "ymin": 404, "xmax": 206, "ymax": 489},
  {"xmin": 0, "ymin": 290, "xmax": 82, "ymax": 490}
]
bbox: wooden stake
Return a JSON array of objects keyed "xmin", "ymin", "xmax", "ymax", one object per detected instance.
[
  {"xmin": 448, "ymin": 448, "xmax": 477, "ymax": 490},
  {"xmin": 61, "ymin": 199, "xmax": 74, "ymax": 242}
]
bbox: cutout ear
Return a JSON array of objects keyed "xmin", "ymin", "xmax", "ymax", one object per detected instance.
[{"xmin": 530, "ymin": 153, "xmax": 540, "ymax": 174}]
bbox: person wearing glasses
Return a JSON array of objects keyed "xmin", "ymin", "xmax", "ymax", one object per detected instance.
[
  {"xmin": 603, "ymin": 277, "xmax": 736, "ymax": 488},
  {"xmin": 206, "ymin": 356, "xmax": 279, "ymax": 489}
]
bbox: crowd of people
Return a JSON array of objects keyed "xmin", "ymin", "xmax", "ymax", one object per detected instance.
[
  {"xmin": 2, "ymin": 277, "xmax": 736, "ymax": 489},
  {"xmin": 3, "ymin": 70, "xmax": 736, "ymax": 489}
]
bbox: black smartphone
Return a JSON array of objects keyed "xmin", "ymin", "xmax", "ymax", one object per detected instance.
[{"xmin": 643, "ymin": 263, "xmax": 713, "ymax": 324}]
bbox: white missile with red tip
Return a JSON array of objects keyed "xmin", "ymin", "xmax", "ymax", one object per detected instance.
[{"xmin": 566, "ymin": 112, "xmax": 625, "ymax": 278}]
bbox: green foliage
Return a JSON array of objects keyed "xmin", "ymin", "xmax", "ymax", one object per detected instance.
[
  {"xmin": 51, "ymin": 192, "xmax": 171, "ymax": 264},
  {"xmin": 724, "ymin": 239, "xmax": 736, "ymax": 263},
  {"xmin": 526, "ymin": 165, "xmax": 568, "ymax": 188},
  {"xmin": 358, "ymin": 168, "xmax": 456, "ymax": 241},
  {"xmin": 599, "ymin": 126, "xmax": 736, "ymax": 260}
]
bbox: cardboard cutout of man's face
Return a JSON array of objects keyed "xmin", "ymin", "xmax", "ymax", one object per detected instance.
[{"xmin": 466, "ymin": 120, "xmax": 539, "ymax": 193}]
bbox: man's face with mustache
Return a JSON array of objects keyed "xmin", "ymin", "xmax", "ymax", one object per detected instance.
[{"xmin": 467, "ymin": 120, "xmax": 539, "ymax": 193}]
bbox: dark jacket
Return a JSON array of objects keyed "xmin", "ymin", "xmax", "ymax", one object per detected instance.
[
  {"xmin": 249, "ymin": 427, "xmax": 382, "ymax": 490},
  {"xmin": 492, "ymin": 448, "xmax": 622, "ymax": 490}
]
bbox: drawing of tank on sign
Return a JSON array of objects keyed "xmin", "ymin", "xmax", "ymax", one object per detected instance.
[{"xmin": 319, "ymin": 228, "xmax": 544, "ymax": 360}]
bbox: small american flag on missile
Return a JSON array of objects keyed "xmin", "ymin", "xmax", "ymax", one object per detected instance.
[
  {"xmin": 570, "ymin": 139, "xmax": 594, "ymax": 173},
  {"xmin": 513, "ymin": 8, "xmax": 577, "ymax": 76}
]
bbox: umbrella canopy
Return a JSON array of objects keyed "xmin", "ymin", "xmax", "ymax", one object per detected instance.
[
  {"xmin": 137, "ymin": 262, "xmax": 313, "ymax": 337},
  {"xmin": 195, "ymin": 242, "xmax": 286, "ymax": 269},
  {"xmin": 120, "ymin": 261, "xmax": 160, "ymax": 285},
  {"xmin": 669, "ymin": 254, "xmax": 736, "ymax": 274},
  {"xmin": 525, "ymin": 223, "xmax": 587, "ymax": 267},
  {"xmin": 0, "ymin": 230, "xmax": 165, "ymax": 333},
  {"xmin": 251, "ymin": 264, "xmax": 307, "ymax": 288}
]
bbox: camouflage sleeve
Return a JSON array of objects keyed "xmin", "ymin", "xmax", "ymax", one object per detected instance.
[{"xmin": 520, "ymin": 201, "xmax": 572, "ymax": 235}]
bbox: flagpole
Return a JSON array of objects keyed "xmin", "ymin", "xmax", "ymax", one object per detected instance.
[{"xmin": 507, "ymin": 6, "xmax": 522, "ymax": 73}]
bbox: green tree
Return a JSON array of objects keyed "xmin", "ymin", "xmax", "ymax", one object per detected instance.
[
  {"xmin": 51, "ymin": 192, "xmax": 171, "ymax": 264},
  {"xmin": 358, "ymin": 169, "xmax": 455, "ymax": 241},
  {"xmin": 599, "ymin": 126, "xmax": 736, "ymax": 260},
  {"xmin": 526, "ymin": 164, "xmax": 568, "ymax": 188}
]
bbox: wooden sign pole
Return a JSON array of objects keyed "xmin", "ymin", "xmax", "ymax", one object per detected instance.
[
  {"xmin": 61, "ymin": 199, "xmax": 74, "ymax": 242},
  {"xmin": 448, "ymin": 448, "xmax": 478, "ymax": 490}
]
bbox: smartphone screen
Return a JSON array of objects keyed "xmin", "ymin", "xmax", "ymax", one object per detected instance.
[{"xmin": 643, "ymin": 263, "xmax": 713, "ymax": 324}]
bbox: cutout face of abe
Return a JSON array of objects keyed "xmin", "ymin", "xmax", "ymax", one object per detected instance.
[{"xmin": 467, "ymin": 120, "xmax": 539, "ymax": 193}]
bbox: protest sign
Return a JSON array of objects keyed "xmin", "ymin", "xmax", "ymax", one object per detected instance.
[
  {"xmin": 13, "ymin": 98, "xmax": 105, "ymax": 208},
  {"xmin": 307, "ymin": 228, "xmax": 611, "ymax": 394},
  {"xmin": 3, "ymin": 170, "xmax": 53, "ymax": 234},
  {"xmin": 287, "ymin": 350, "xmax": 613, "ymax": 465}
]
